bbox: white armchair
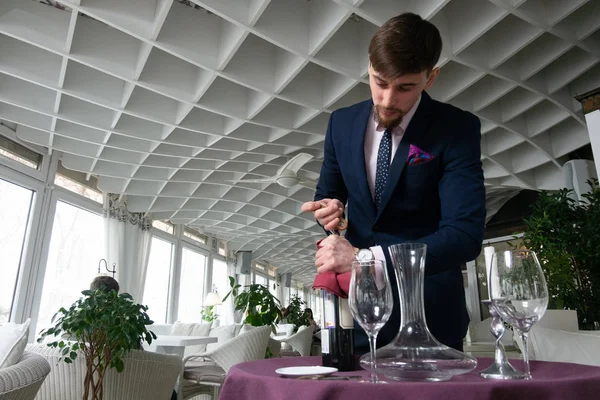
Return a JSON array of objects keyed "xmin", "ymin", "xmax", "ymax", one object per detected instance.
[
  {"xmin": 525, "ymin": 325, "xmax": 600, "ymax": 366},
  {"xmin": 26, "ymin": 344, "xmax": 182, "ymax": 400},
  {"xmin": 181, "ymin": 325, "xmax": 271, "ymax": 400},
  {"xmin": 513, "ymin": 309, "xmax": 600, "ymax": 366},
  {"xmin": 277, "ymin": 325, "xmax": 315, "ymax": 357},
  {"xmin": 0, "ymin": 351, "xmax": 51, "ymax": 400}
]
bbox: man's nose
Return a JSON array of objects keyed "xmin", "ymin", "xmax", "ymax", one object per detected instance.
[{"xmin": 380, "ymin": 89, "xmax": 394, "ymax": 108}]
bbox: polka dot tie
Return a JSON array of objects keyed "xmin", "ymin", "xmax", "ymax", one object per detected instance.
[{"xmin": 374, "ymin": 128, "xmax": 391, "ymax": 209}]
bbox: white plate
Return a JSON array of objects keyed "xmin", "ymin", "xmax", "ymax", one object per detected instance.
[{"xmin": 275, "ymin": 366, "xmax": 338, "ymax": 378}]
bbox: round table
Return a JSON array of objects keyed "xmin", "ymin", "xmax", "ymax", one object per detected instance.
[{"xmin": 219, "ymin": 356, "xmax": 600, "ymax": 400}]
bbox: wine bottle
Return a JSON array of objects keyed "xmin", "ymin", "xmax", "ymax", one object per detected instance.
[{"xmin": 320, "ymin": 289, "xmax": 356, "ymax": 371}]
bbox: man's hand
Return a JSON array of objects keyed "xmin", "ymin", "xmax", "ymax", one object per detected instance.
[
  {"xmin": 315, "ymin": 235, "xmax": 355, "ymax": 274},
  {"xmin": 301, "ymin": 198, "xmax": 345, "ymax": 231}
]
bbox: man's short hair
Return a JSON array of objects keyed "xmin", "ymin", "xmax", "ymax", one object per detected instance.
[
  {"xmin": 368, "ymin": 12, "xmax": 442, "ymax": 78},
  {"xmin": 90, "ymin": 275, "xmax": 120, "ymax": 293}
]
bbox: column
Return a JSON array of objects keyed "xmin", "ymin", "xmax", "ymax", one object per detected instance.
[{"xmin": 575, "ymin": 87, "xmax": 600, "ymax": 175}]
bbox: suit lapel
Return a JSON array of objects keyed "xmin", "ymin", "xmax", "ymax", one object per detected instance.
[
  {"xmin": 351, "ymin": 100, "xmax": 376, "ymax": 213},
  {"xmin": 375, "ymin": 92, "xmax": 436, "ymax": 221}
]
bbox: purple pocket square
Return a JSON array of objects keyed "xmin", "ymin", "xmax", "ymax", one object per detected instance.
[{"xmin": 407, "ymin": 144, "xmax": 434, "ymax": 165}]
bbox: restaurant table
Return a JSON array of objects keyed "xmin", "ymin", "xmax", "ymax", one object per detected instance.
[
  {"xmin": 153, "ymin": 335, "xmax": 217, "ymax": 358},
  {"xmin": 219, "ymin": 356, "xmax": 600, "ymax": 400}
]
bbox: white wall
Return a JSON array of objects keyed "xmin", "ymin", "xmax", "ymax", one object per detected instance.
[{"xmin": 585, "ymin": 109, "xmax": 600, "ymax": 176}]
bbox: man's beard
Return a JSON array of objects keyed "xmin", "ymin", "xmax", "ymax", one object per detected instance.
[{"xmin": 374, "ymin": 105, "xmax": 403, "ymax": 130}]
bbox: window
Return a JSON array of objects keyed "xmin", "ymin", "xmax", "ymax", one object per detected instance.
[
  {"xmin": 0, "ymin": 134, "xmax": 41, "ymax": 170},
  {"xmin": 218, "ymin": 241, "xmax": 226, "ymax": 256},
  {"xmin": 211, "ymin": 258, "xmax": 229, "ymax": 299},
  {"xmin": 36, "ymin": 200, "xmax": 105, "ymax": 333},
  {"xmin": 54, "ymin": 162, "xmax": 102, "ymax": 203},
  {"xmin": 177, "ymin": 247, "xmax": 207, "ymax": 322},
  {"xmin": 0, "ymin": 178, "xmax": 34, "ymax": 323},
  {"xmin": 297, "ymin": 287, "xmax": 305, "ymax": 302},
  {"xmin": 183, "ymin": 227, "xmax": 207, "ymax": 245},
  {"xmin": 255, "ymin": 274, "xmax": 267, "ymax": 287},
  {"xmin": 143, "ymin": 237, "xmax": 174, "ymax": 323},
  {"xmin": 54, "ymin": 174, "xmax": 103, "ymax": 203},
  {"xmin": 152, "ymin": 220, "xmax": 174, "ymax": 234}
]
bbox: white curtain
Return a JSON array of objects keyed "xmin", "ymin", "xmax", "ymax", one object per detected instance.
[{"xmin": 103, "ymin": 194, "xmax": 152, "ymax": 303}]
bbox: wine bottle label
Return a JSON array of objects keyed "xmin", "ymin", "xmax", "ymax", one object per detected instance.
[{"xmin": 321, "ymin": 329, "xmax": 330, "ymax": 354}]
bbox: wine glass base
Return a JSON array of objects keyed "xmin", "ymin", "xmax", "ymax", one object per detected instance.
[
  {"xmin": 480, "ymin": 361, "xmax": 528, "ymax": 380},
  {"xmin": 357, "ymin": 379, "xmax": 388, "ymax": 384},
  {"xmin": 384, "ymin": 375, "xmax": 451, "ymax": 382}
]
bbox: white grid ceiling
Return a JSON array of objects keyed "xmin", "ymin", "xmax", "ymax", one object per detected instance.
[{"xmin": 0, "ymin": 0, "xmax": 599, "ymax": 286}]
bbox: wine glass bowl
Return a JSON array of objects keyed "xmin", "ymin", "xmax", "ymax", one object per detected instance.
[
  {"xmin": 348, "ymin": 259, "xmax": 393, "ymax": 383},
  {"xmin": 489, "ymin": 250, "xmax": 548, "ymax": 379}
]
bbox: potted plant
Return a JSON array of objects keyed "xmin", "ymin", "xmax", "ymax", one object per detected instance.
[
  {"xmin": 38, "ymin": 289, "xmax": 156, "ymax": 400},
  {"xmin": 285, "ymin": 295, "xmax": 309, "ymax": 332},
  {"xmin": 519, "ymin": 179, "xmax": 600, "ymax": 329},
  {"xmin": 223, "ymin": 276, "xmax": 282, "ymax": 332},
  {"xmin": 200, "ymin": 306, "xmax": 219, "ymax": 323}
]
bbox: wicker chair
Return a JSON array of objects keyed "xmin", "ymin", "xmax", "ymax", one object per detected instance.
[
  {"xmin": 0, "ymin": 352, "xmax": 51, "ymax": 400},
  {"xmin": 181, "ymin": 325, "xmax": 271, "ymax": 400},
  {"xmin": 277, "ymin": 325, "xmax": 315, "ymax": 357},
  {"xmin": 26, "ymin": 344, "xmax": 182, "ymax": 400}
]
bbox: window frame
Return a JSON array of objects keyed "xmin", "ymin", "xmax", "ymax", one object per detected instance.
[
  {"xmin": 175, "ymin": 241, "xmax": 210, "ymax": 321},
  {"xmin": 143, "ymin": 233, "xmax": 177, "ymax": 324},
  {"xmin": 0, "ymin": 124, "xmax": 50, "ymax": 183},
  {"xmin": 27, "ymin": 185, "xmax": 105, "ymax": 336},
  {"xmin": 0, "ymin": 166, "xmax": 45, "ymax": 325},
  {"xmin": 147, "ymin": 225, "xmax": 178, "ymax": 323},
  {"xmin": 148, "ymin": 224, "xmax": 212, "ymax": 323}
]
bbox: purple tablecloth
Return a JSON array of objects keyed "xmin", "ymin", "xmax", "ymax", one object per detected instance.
[{"xmin": 219, "ymin": 356, "xmax": 600, "ymax": 400}]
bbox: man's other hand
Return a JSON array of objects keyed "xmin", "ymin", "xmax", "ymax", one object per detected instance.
[
  {"xmin": 315, "ymin": 235, "xmax": 354, "ymax": 274},
  {"xmin": 301, "ymin": 198, "xmax": 345, "ymax": 231}
]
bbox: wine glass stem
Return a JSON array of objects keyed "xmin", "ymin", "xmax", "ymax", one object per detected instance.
[
  {"xmin": 368, "ymin": 333, "xmax": 378, "ymax": 383},
  {"xmin": 519, "ymin": 330, "xmax": 531, "ymax": 379}
]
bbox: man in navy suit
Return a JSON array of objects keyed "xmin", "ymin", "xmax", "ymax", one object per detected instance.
[{"xmin": 302, "ymin": 13, "xmax": 486, "ymax": 352}]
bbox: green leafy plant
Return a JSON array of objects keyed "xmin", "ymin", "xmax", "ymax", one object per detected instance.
[
  {"xmin": 223, "ymin": 275, "xmax": 281, "ymax": 358},
  {"xmin": 200, "ymin": 305, "xmax": 219, "ymax": 323},
  {"xmin": 223, "ymin": 276, "xmax": 281, "ymax": 332},
  {"xmin": 38, "ymin": 289, "xmax": 156, "ymax": 400},
  {"xmin": 286, "ymin": 295, "xmax": 308, "ymax": 331},
  {"xmin": 520, "ymin": 179, "xmax": 600, "ymax": 329}
]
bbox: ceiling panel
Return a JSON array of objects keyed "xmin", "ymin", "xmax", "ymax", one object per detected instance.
[{"xmin": 2, "ymin": 0, "xmax": 598, "ymax": 286}]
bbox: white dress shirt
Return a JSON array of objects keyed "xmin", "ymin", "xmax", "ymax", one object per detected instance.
[{"xmin": 365, "ymin": 95, "xmax": 421, "ymax": 262}]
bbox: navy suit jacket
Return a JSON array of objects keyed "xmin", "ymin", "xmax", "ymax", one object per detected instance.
[{"xmin": 315, "ymin": 92, "xmax": 486, "ymax": 350}]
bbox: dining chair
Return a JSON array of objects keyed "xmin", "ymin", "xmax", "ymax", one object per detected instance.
[{"xmin": 181, "ymin": 325, "xmax": 271, "ymax": 400}]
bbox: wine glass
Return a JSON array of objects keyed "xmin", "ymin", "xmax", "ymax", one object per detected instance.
[
  {"xmin": 489, "ymin": 250, "xmax": 548, "ymax": 379},
  {"xmin": 348, "ymin": 259, "xmax": 393, "ymax": 383}
]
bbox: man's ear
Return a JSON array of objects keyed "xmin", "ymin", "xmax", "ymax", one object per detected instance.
[{"xmin": 425, "ymin": 68, "xmax": 440, "ymax": 89}]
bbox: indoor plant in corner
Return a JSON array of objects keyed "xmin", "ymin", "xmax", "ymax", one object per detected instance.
[
  {"xmin": 286, "ymin": 295, "xmax": 309, "ymax": 332},
  {"xmin": 38, "ymin": 289, "xmax": 156, "ymax": 400},
  {"xmin": 223, "ymin": 276, "xmax": 282, "ymax": 357},
  {"xmin": 519, "ymin": 179, "xmax": 600, "ymax": 329},
  {"xmin": 200, "ymin": 305, "xmax": 219, "ymax": 324},
  {"xmin": 223, "ymin": 276, "xmax": 282, "ymax": 332}
]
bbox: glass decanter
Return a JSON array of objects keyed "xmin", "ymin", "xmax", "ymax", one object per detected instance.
[{"xmin": 362, "ymin": 243, "xmax": 478, "ymax": 381}]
